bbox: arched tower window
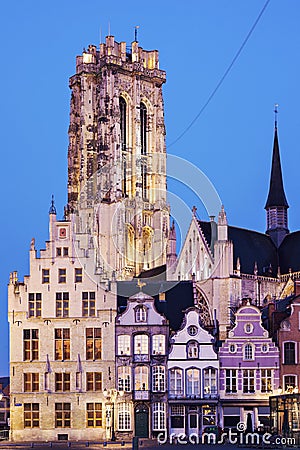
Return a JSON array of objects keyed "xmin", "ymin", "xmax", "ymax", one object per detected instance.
[
  {"xmin": 119, "ymin": 97, "xmax": 127, "ymax": 195},
  {"xmin": 140, "ymin": 102, "xmax": 147, "ymax": 199}
]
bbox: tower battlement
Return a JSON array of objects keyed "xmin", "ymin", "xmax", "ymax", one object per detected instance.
[{"xmin": 74, "ymin": 36, "xmax": 165, "ymax": 83}]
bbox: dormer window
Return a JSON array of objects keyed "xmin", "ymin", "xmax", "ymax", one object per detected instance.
[
  {"xmin": 187, "ymin": 341, "xmax": 199, "ymax": 359},
  {"xmin": 135, "ymin": 306, "xmax": 147, "ymax": 323}
]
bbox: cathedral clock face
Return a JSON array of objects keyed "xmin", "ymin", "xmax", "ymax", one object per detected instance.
[{"xmin": 59, "ymin": 227, "xmax": 67, "ymax": 239}]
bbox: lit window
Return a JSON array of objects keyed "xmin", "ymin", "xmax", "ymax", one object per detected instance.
[
  {"xmin": 23, "ymin": 329, "xmax": 39, "ymax": 361},
  {"xmin": 82, "ymin": 292, "xmax": 96, "ymax": 317},
  {"xmin": 284, "ymin": 375, "xmax": 296, "ymax": 393},
  {"xmin": 24, "ymin": 373, "xmax": 39, "ymax": 392},
  {"xmin": 203, "ymin": 368, "xmax": 217, "ymax": 396},
  {"xmin": 244, "ymin": 343, "xmax": 254, "ymax": 360},
  {"xmin": 55, "ymin": 403, "xmax": 71, "ymax": 428},
  {"xmin": 243, "ymin": 369, "xmax": 255, "ymax": 393},
  {"xmin": 134, "ymin": 366, "xmax": 148, "ymax": 391},
  {"xmin": 152, "ymin": 403, "xmax": 165, "ymax": 431},
  {"xmin": 55, "ymin": 373, "xmax": 70, "ymax": 392},
  {"xmin": 169, "ymin": 368, "xmax": 183, "ymax": 396},
  {"xmin": 118, "ymin": 366, "xmax": 131, "ymax": 392},
  {"xmin": 28, "ymin": 293, "xmax": 42, "ymax": 318},
  {"xmin": 134, "ymin": 334, "xmax": 149, "ymax": 355},
  {"xmin": 152, "ymin": 366, "xmax": 165, "ymax": 392},
  {"xmin": 261, "ymin": 369, "xmax": 272, "ymax": 393},
  {"xmin": 118, "ymin": 403, "xmax": 131, "ymax": 431},
  {"xmin": 118, "ymin": 335, "xmax": 130, "ymax": 355},
  {"xmin": 86, "ymin": 328, "xmax": 101, "ymax": 360},
  {"xmin": 55, "ymin": 329, "xmax": 70, "ymax": 361},
  {"xmin": 187, "ymin": 341, "xmax": 199, "ymax": 359},
  {"xmin": 152, "ymin": 335, "xmax": 165, "ymax": 355},
  {"xmin": 24, "ymin": 403, "xmax": 39, "ymax": 428},
  {"xmin": 186, "ymin": 368, "xmax": 200, "ymax": 395},
  {"xmin": 135, "ymin": 306, "xmax": 147, "ymax": 322},
  {"xmin": 86, "ymin": 403, "xmax": 102, "ymax": 427},
  {"xmin": 56, "ymin": 292, "xmax": 69, "ymax": 317}
]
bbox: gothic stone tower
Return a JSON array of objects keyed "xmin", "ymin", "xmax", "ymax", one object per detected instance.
[{"xmin": 67, "ymin": 36, "xmax": 170, "ymax": 280}]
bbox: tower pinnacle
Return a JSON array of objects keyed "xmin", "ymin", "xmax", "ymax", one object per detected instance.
[{"xmin": 265, "ymin": 108, "xmax": 289, "ymax": 247}]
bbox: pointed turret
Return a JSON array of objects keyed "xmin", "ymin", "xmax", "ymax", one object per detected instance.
[{"xmin": 265, "ymin": 108, "xmax": 289, "ymax": 247}]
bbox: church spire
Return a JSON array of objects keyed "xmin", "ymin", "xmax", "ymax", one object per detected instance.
[{"xmin": 265, "ymin": 106, "xmax": 289, "ymax": 247}]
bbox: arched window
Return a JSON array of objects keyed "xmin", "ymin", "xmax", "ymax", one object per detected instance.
[
  {"xmin": 186, "ymin": 368, "xmax": 200, "ymax": 395},
  {"xmin": 169, "ymin": 368, "xmax": 183, "ymax": 396},
  {"xmin": 187, "ymin": 341, "xmax": 199, "ymax": 359},
  {"xmin": 119, "ymin": 97, "xmax": 127, "ymax": 195},
  {"xmin": 134, "ymin": 334, "xmax": 149, "ymax": 356},
  {"xmin": 140, "ymin": 102, "xmax": 147, "ymax": 199},
  {"xmin": 152, "ymin": 335, "xmax": 165, "ymax": 355},
  {"xmin": 135, "ymin": 306, "xmax": 147, "ymax": 323},
  {"xmin": 244, "ymin": 343, "xmax": 254, "ymax": 360},
  {"xmin": 203, "ymin": 367, "xmax": 217, "ymax": 396}
]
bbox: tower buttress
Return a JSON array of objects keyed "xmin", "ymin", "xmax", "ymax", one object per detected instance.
[{"xmin": 265, "ymin": 110, "xmax": 289, "ymax": 247}]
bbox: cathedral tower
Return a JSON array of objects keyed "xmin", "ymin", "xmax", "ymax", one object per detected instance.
[
  {"xmin": 265, "ymin": 112, "xmax": 289, "ymax": 247},
  {"xmin": 67, "ymin": 36, "xmax": 169, "ymax": 279}
]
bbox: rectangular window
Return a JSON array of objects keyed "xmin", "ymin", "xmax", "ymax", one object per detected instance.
[
  {"xmin": 55, "ymin": 329, "xmax": 70, "ymax": 360},
  {"xmin": 55, "ymin": 373, "xmax": 70, "ymax": 392},
  {"xmin": 284, "ymin": 342, "xmax": 296, "ymax": 365},
  {"xmin": 186, "ymin": 368, "xmax": 200, "ymax": 395},
  {"xmin": 75, "ymin": 268, "xmax": 83, "ymax": 283},
  {"xmin": 56, "ymin": 247, "xmax": 62, "ymax": 257},
  {"xmin": 63, "ymin": 247, "xmax": 69, "ymax": 256},
  {"xmin": 152, "ymin": 403, "xmax": 165, "ymax": 431},
  {"xmin": 55, "ymin": 403, "xmax": 71, "ymax": 428},
  {"xmin": 134, "ymin": 334, "xmax": 149, "ymax": 355},
  {"xmin": 169, "ymin": 368, "xmax": 183, "ymax": 396},
  {"xmin": 284, "ymin": 375, "xmax": 296, "ymax": 393},
  {"xmin": 86, "ymin": 328, "xmax": 101, "ymax": 360},
  {"xmin": 87, "ymin": 403, "xmax": 102, "ymax": 427},
  {"xmin": 23, "ymin": 329, "xmax": 39, "ymax": 361},
  {"xmin": 24, "ymin": 373, "xmax": 39, "ymax": 392},
  {"xmin": 58, "ymin": 268, "xmax": 66, "ymax": 283},
  {"xmin": 56, "ymin": 292, "xmax": 69, "ymax": 317},
  {"xmin": 118, "ymin": 366, "xmax": 131, "ymax": 392},
  {"xmin": 203, "ymin": 368, "xmax": 217, "ymax": 395},
  {"xmin": 170, "ymin": 405, "xmax": 184, "ymax": 428},
  {"xmin": 225, "ymin": 369, "xmax": 237, "ymax": 393},
  {"xmin": 28, "ymin": 293, "xmax": 42, "ymax": 318},
  {"xmin": 82, "ymin": 292, "xmax": 96, "ymax": 317},
  {"xmin": 152, "ymin": 366, "xmax": 165, "ymax": 392},
  {"xmin": 24, "ymin": 403, "xmax": 39, "ymax": 428},
  {"xmin": 152, "ymin": 335, "xmax": 165, "ymax": 355},
  {"xmin": 243, "ymin": 369, "xmax": 255, "ymax": 393},
  {"xmin": 261, "ymin": 369, "xmax": 272, "ymax": 393},
  {"xmin": 117, "ymin": 335, "xmax": 130, "ymax": 355},
  {"xmin": 42, "ymin": 269, "xmax": 50, "ymax": 284},
  {"xmin": 118, "ymin": 403, "xmax": 131, "ymax": 431},
  {"xmin": 86, "ymin": 372, "xmax": 102, "ymax": 391}
]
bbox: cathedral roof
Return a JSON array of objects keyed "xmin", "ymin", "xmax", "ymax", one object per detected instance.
[
  {"xmin": 198, "ymin": 220, "xmax": 300, "ymax": 276},
  {"xmin": 265, "ymin": 127, "xmax": 289, "ymax": 209}
]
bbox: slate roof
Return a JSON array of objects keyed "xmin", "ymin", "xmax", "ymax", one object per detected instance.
[
  {"xmin": 198, "ymin": 220, "xmax": 300, "ymax": 276},
  {"xmin": 117, "ymin": 280, "xmax": 194, "ymax": 331},
  {"xmin": 265, "ymin": 127, "xmax": 289, "ymax": 209}
]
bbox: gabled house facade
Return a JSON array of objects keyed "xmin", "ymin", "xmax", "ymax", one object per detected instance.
[
  {"xmin": 219, "ymin": 302, "xmax": 280, "ymax": 432},
  {"xmin": 115, "ymin": 290, "xmax": 169, "ymax": 440},
  {"xmin": 167, "ymin": 307, "xmax": 219, "ymax": 438}
]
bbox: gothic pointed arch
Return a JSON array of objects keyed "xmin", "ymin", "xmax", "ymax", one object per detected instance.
[{"xmin": 195, "ymin": 287, "xmax": 213, "ymax": 328}]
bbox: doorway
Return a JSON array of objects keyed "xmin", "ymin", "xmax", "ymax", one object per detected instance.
[{"xmin": 135, "ymin": 404, "xmax": 149, "ymax": 438}]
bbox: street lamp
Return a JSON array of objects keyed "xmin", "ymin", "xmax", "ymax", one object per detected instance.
[{"xmin": 103, "ymin": 389, "xmax": 124, "ymax": 441}]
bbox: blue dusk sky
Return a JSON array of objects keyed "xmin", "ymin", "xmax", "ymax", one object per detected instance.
[{"xmin": 1, "ymin": 0, "xmax": 300, "ymax": 375}]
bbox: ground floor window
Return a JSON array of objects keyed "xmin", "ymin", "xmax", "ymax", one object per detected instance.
[
  {"xmin": 118, "ymin": 402, "xmax": 131, "ymax": 431},
  {"xmin": 170, "ymin": 405, "xmax": 184, "ymax": 428},
  {"xmin": 24, "ymin": 403, "xmax": 39, "ymax": 428},
  {"xmin": 86, "ymin": 403, "xmax": 102, "ymax": 427},
  {"xmin": 152, "ymin": 402, "xmax": 166, "ymax": 431},
  {"xmin": 202, "ymin": 404, "xmax": 216, "ymax": 426},
  {"xmin": 55, "ymin": 403, "xmax": 71, "ymax": 428}
]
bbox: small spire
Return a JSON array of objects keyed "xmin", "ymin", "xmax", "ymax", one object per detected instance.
[
  {"xmin": 192, "ymin": 206, "xmax": 197, "ymax": 216},
  {"xmin": 49, "ymin": 195, "xmax": 57, "ymax": 215},
  {"xmin": 274, "ymin": 103, "xmax": 278, "ymax": 129},
  {"xmin": 134, "ymin": 25, "xmax": 140, "ymax": 42}
]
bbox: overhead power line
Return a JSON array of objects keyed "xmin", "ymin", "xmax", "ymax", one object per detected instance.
[{"xmin": 168, "ymin": 0, "xmax": 271, "ymax": 149}]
